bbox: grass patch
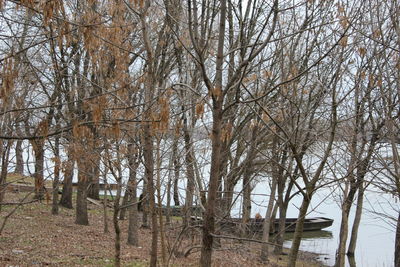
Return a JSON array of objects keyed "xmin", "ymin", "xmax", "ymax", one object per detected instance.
[
  {"xmin": 6, "ymin": 173, "xmax": 33, "ymax": 184},
  {"xmin": 6, "ymin": 173, "xmax": 53, "ymax": 188}
]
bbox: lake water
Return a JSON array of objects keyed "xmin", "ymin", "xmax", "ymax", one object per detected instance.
[{"xmin": 244, "ymin": 183, "xmax": 397, "ymax": 267}]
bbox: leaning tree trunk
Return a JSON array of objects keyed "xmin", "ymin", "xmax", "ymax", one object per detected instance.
[
  {"xmin": 347, "ymin": 183, "xmax": 364, "ymax": 256},
  {"xmin": 347, "ymin": 136, "xmax": 376, "ymax": 256},
  {"xmin": 287, "ymin": 196, "xmax": 311, "ymax": 267},
  {"xmin": 335, "ymin": 189, "xmax": 355, "ymax": 267}
]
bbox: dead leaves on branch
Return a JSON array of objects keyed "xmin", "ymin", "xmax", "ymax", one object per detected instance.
[
  {"xmin": 195, "ymin": 101, "xmax": 205, "ymax": 119},
  {"xmin": 0, "ymin": 58, "xmax": 17, "ymax": 101},
  {"xmin": 149, "ymin": 96, "xmax": 170, "ymax": 133},
  {"xmin": 220, "ymin": 122, "xmax": 232, "ymax": 143}
]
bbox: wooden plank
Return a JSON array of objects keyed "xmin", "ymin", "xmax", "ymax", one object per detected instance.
[{"xmin": 87, "ymin": 197, "xmax": 102, "ymax": 206}]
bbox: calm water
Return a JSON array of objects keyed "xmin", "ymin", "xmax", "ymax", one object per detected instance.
[{"xmin": 245, "ymin": 184, "xmax": 397, "ymax": 267}]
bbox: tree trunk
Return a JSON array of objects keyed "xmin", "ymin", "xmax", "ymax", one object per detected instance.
[
  {"xmin": 113, "ymin": 165, "xmax": 122, "ymax": 267},
  {"xmin": 335, "ymin": 197, "xmax": 352, "ymax": 267},
  {"xmin": 75, "ymin": 160, "xmax": 89, "ymax": 225},
  {"xmin": 274, "ymin": 177, "xmax": 290, "ymax": 255},
  {"xmin": 60, "ymin": 150, "xmax": 74, "ymax": 209},
  {"xmin": 0, "ymin": 142, "xmax": 11, "ymax": 205},
  {"xmin": 287, "ymin": 196, "xmax": 311, "ymax": 267},
  {"xmin": 199, "ymin": 97, "xmax": 224, "ymax": 267},
  {"xmin": 143, "ymin": 122, "xmax": 157, "ymax": 267},
  {"xmin": 127, "ymin": 143, "xmax": 139, "ymax": 246},
  {"xmin": 88, "ymin": 154, "xmax": 100, "ymax": 200},
  {"xmin": 51, "ymin": 137, "xmax": 60, "ymax": 215},
  {"xmin": 156, "ymin": 137, "xmax": 167, "ymax": 266},
  {"xmin": 166, "ymin": 153, "xmax": 173, "ymax": 224},
  {"xmin": 395, "ymin": 210, "xmax": 400, "ymax": 267},
  {"xmin": 103, "ymin": 183, "xmax": 109, "ymax": 233},
  {"xmin": 172, "ymin": 136, "xmax": 180, "ymax": 206},
  {"xmin": 14, "ymin": 140, "xmax": 24, "ymax": 175},
  {"xmin": 273, "ymin": 199, "xmax": 288, "ymax": 255},
  {"xmin": 336, "ymin": 179, "xmax": 358, "ymax": 267},
  {"xmin": 199, "ymin": 0, "xmax": 227, "ymax": 263},
  {"xmin": 119, "ymin": 188, "xmax": 130, "ymax": 220},
  {"xmin": 141, "ymin": 177, "xmax": 149, "ymax": 228},
  {"xmin": 260, "ymin": 177, "xmax": 277, "ymax": 261},
  {"xmin": 241, "ymin": 171, "xmax": 252, "ymax": 236},
  {"xmin": 32, "ymin": 140, "xmax": 45, "ymax": 200},
  {"xmin": 183, "ymin": 114, "xmax": 195, "ymax": 228},
  {"xmin": 221, "ymin": 181, "xmax": 235, "ymax": 217},
  {"xmin": 347, "ymin": 183, "xmax": 364, "ymax": 256}
]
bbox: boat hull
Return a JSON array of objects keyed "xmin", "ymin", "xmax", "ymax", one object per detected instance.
[{"xmin": 220, "ymin": 217, "xmax": 334, "ymax": 233}]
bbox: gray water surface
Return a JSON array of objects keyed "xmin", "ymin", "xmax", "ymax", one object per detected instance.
[{"xmin": 246, "ymin": 185, "xmax": 397, "ymax": 267}]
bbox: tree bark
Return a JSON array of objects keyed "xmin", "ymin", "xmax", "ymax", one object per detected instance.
[
  {"xmin": 141, "ymin": 177, "xmax": 149, "ymax": 228},
  {"xmin": 51, "ymin": 137, "xmax": 60, "ymax": 215},
  {"xmin": 172, "ymin": 136, "xmax": 180, "ymax": 206},
  {"xmin": 260, "ymin": 177, "xmax": 277, "ymax": 261},
  {"xmin": 14, "ymin": 140, "xmax": 24, "ymax": 175},
  {"xmin": 31, "ymin": 140, "xmax": 45, "ymax": 200},
  {"xmin": 0, "ymin": 142, "xmax": 11, "ymax": 205},
  {"xmin": 60, "ymin": 149, "xmax": 74, "ymax": 209},
  {"xmin": 127, "ymin": 144, "xmax": 139, "ymax": 246},
  {"xmin": 200, "ymin": 99, "xmax": 223, "ymax": 267},
  {"xmin": 395, "ymin": 211, "xmax": 400, "ymax": 267},
  {"xmin": 274, "ymin": 199, "xmax": 288, "ymax": 255},
  {"xmin": 143, "ymin": 123, "xmax": 157, "ymax": 267},
  {"xmin": 347, "ymin": 182, "xmax": 364, "ymax": 255},
  {"xmin": 87, "ymin": 158, "xmax": 100, "ymax": 200},
  {"xmin": 119, "ymin": 188, "xmax": 130, "ymax": 220},
  {"xmin": 221, "ymin": 181, "xmax": 235, "ymax": 217},
  {"xmin": 199, "ymin": 0, "xmax": 227, "ymax": 264},
  {"xmin": 166, "ymin": 153, "xmax": 173, "ymax": 224},
  {"xmin": 241, "ymin": 171, "xmax": 252, "ymax": 236},
  {"xmin": 103, "ymin": 183, "xmax": 109, "ymax": 233},
  {"xmin": 75, "ymin": 160, "xmax": 89, "ymax": 225},
  {"xmin": 183, "ymin": 112, "xmax": 195, "ymax": 228},
  {"xmin": 287, "ymin": 197, "xmax": 311, "ymax": 267},
  {"xmin": 112, "ymin": 160, "xmax": 122, "ymax": 267},
  {"xmin": 156, "ymin": 137, "xmax": 167, "ymax": 266},
  {"xmin": 336, "ymin": 188, "xmax": 356, "ymax": 267}
]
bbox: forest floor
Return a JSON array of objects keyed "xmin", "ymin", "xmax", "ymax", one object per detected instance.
[{"xmin": 0, "ymin": 189, "xmax": 327, "ymax": 266}]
